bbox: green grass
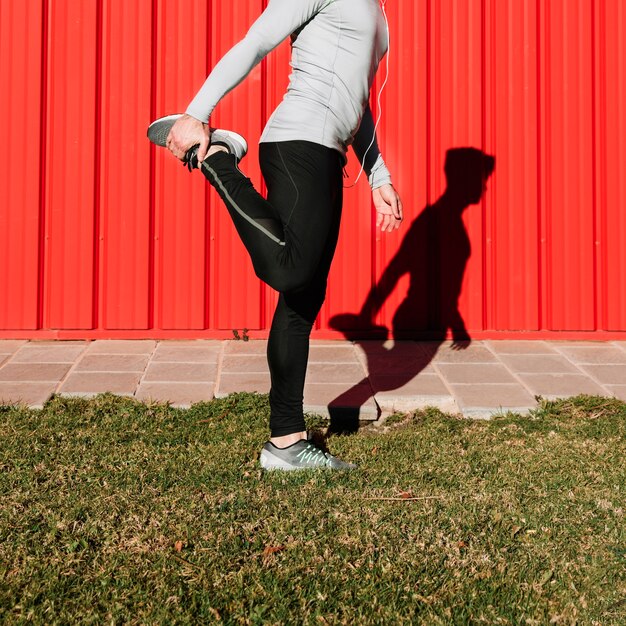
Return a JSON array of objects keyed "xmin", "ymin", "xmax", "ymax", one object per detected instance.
[{"xmin": 1, "ymin": 392, "xmax": 624, "ymax": 625}]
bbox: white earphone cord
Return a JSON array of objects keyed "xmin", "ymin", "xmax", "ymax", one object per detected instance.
[{"xmin": 344, "ymin": 0, "xmax": 389, "ymax": 188}]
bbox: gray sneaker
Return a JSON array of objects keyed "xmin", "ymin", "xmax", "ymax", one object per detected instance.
[
  {"xmin": 146, "ymin": 113, "xmax": 248, "ymax": 170},
  {"xmin": 208, "ymin": 128, "xmax": 248, "ymax": 163},
  {"xmin": 259, "ymin": 439, "xmax": 356, "ymax": 471}
]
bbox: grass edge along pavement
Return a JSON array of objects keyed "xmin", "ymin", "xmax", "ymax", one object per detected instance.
[{"xmin": 0, "ymin": 391, "xmax": 624, "ymax": 624}]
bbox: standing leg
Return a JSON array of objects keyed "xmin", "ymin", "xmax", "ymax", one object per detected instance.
[{"xmin": 264, "ymin": 145, "xmax": 344, "ymax": 440}]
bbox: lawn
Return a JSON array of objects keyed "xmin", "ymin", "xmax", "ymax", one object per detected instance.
[{"xmin": 1, "ymin": 392, "xmax": 624, "ymax": 624}]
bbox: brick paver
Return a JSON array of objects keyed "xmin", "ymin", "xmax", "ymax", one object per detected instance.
[
  {"xmin": 495, "ymin": 354, "xmax": 579, "ymax": 374},
  {"xmin": 0, "ymin": 338, "xmax": 624, "ymax": 420},
  {"xmin": 435, "ymin": 363, "xmax": 517, "ymax": 384},
  {"xmin": 0, "ymin": 362, "xmax": 71, "ymax": 381},
  {"xmin": 216, "ymin": 372, "xmax": 271, "ymax": 397},
  {"xmin": 354, "ymin": 341, "xmax": 434, "ymax": 372},
  {"xmin": 485, "ymin": 340, "xmax": 557, "ymax": 354},
  {"xmin": 0, "ymin": 382, "xmax": 58, "ymax": 408},
  {"xmin": 143, "ymin": 362, "xmax": 217, "ymax": 383},
  {"xmin": 607, "ymin": 386, "xmax": 626, "ymax": 401},
  {"xmin": 223, "ymin": 340, "xmax": 268, "ymax": 354},
  {"xmin": 309, "ymin": 344, "xmax": 359, "ymax": 362},
  {"xmin": 303, "ymin": 382, "xmax": 378, "ymax": 421},
  {"xmin": 370, "ymin": 373, "xmax": 457, "ymax": 414},
  {"xmin": 517, "ymin": 373, "xmax": 609, "ymax": 398},
  {"xmin": 221, "ymin": 354, "xmax": 268, "ymax": 373},
  {"xmin": 12, "ymin": 343, "xmax": 88, "ymax": 363},
  {"xmin": 58, "ymin": 372, "xmax": 142, "ymax": 396},
  {"xmin": 431, "ymin": 343, "xmax": 499, "ymax": 363},
  {"xmin": 75, "ymin": 354, "xmax": 150, "ymax": 372},
  {"xmin": 550, "ymin": 345, "xmax": 626, "ymax": 364},
  {"xmin": 577, "ymin": 364, "xmax": 626, "ymax": 385},
  {"xmin": 306, "ymin": 362, "xmax": 367, "ymax": 384},
  {"xmin": 84, "ymin": 340, "xmax": 156, "ymax": 354},
  {"xmin": 450, "ymin": 383, "xmax": 536, "ymax": 418},
  {"xmin": 0, "ymin": 340, "xmax": 28, "ymax": 353},
  {"xmin": 152, "ymin": 341, "xmax": 221, "ymax": 362},
  {"xmin": 135, "ymin": 382, "xmax": 214, "ymax": 406}
]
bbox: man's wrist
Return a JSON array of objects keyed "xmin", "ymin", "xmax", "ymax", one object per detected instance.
[
  {"xmin": 371, "ymin": 179, "xmax": 392, "ymax": 191},
  {"xmin": 184, "ymin": 107, "xmax": 210, "ymax": 124}
]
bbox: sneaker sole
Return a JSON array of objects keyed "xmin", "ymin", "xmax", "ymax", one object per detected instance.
[
  {"xmin": 259, "ymin": 449, "xmax": 303, "ymax": 471},
  {"xmin": 259, "ymin": 449, "xmax": 355, "ymax": 471},
  {"xmin": 147, "ymin": 113, "xmax": 182, "ymax": 147}
]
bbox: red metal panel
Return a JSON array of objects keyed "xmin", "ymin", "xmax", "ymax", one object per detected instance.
[
  {"xmin": 261, "ymin": 23, "xmax": 289, "ymax": 330},
  {"xmin": 335, "ymin": 0, "xmax": 429, "ymax": 337},
  {"xmin": 539, "ymin": 0, "xmax": 595, "ymax": 330},
  {"xmin": 0, "ymin": 1, "xmax": 43, "ymax": 329},
  {"xmin": 99, "ymin": 0, "xmax": 152, "ymax": 329},
  {"xmin": 154, "ymin": 0, "xmax": 209, "ymax": 329},
  {"xmin": 485, "ymin": 0, "xmax": 540, "ymax": 330},
  {"xmin": 210, "ymin": 0, "xmax": 264, "ymax": 332},
  {"xmin": 1, "ymin": 0, "xmax": 626, "ymax": 338},
  {"xmin": 428, "ymin": 0, "xmax": 485, "ymax": 334},
  {"xmin": 44, "ymin": 0, "xmax": 98, "ymax": 329},
  {"xmin": 597, "ymin": 0, "xmax": 626, "ymax": 331}
]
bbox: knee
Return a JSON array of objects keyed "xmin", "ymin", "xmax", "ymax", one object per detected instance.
[
  {"xmin": 283, "ymin": 281, "xmax": 328, "ymax": 324},
  {"xmin": 260, "ymin": 267, "xmax": 316, "ymax": 294}
]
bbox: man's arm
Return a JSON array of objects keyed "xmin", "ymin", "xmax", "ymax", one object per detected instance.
[
  {"xmin": 352, "ymin": 104, "xmax": 403, "ymax": 232},
  {"xmin": 167, "ymin": 0, "xmax": 326, "ymax": 161},
  {"xmin": 186, "ymin": 0, "xmax": 327, "ymax": 123},
  {"xmin": 351, "ymin": 104, "xmax": 393, "ymax": 190}
]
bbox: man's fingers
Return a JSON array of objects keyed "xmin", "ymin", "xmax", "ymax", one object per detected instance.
[
  {"xmin": 375, "ymin": 207, "xmax": 394, "ymax": 232},
  {"xmin": 169, "ymin": 143, "xmax": 184, "ymax": 160},
  {"xmin": 196, "ymin": 136, "xmax": 209, "ymax": 163},
  {"xmin": 391, "ymin": 194, "xmax": 400, "ymax": 219},
  {"xmin": 165, "ymin": 117, "xmax": 208, "ymax": 162},
  {"xmin": 372, "ymin": 186, "xmax": 404, "ymax": 234},
  {"xmin": 395, "ymin": 195, "xmax": 403, "ymax": 220},
  {"xmin": 166, "ymin": 132, "xmax": 182, "ymax": 159},
  {"xmin": 376, "ymin": 209, "xmax": 402, "ymax": 232}
]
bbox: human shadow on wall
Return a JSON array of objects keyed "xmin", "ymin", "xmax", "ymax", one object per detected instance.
[{"xmin": 326, "ymin": 147, "xmax": 496, "ymax": 434}]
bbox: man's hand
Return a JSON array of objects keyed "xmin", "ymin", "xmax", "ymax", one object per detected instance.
[
  {"xmin": 372, "ymin": 184, "xmax": 403, "ymax": 232},
  {"xmin": 166, "ymin": 114, "xmax": 211, "ymax": 162}
]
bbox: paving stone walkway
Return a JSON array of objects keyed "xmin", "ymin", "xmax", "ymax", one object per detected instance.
[{"xmin": 0, "ymin": 339, "xmax": 625, "ymax": 420}]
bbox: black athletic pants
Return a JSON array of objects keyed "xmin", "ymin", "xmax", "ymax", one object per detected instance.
[{"xmin": 201, "ymin": 140, "xmax": 344, "ymax": 437}]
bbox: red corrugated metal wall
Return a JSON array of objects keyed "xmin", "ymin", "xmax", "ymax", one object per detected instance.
[{"xmin": 1, "ymin": 0, "xmax": 625, "ymax": 339}]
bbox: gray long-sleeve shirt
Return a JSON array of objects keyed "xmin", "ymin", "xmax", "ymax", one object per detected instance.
[{"xmin": 185, "ymin": 0, "xmax": 392, "ymax": 189}]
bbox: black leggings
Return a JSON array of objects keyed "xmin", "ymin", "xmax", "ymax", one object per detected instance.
[{"xmin": 201, "ymin": 141, "xmax": 344, "ymax": 437}]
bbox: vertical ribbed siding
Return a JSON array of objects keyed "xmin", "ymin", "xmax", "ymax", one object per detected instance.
[
  {"xmin": 427, "ymin": 0, "xmax": 485, "ymax": 334},
  {"xmin": 485, "ymin": 0, "xmax": 539, "ymax": 330},
  {"xmin": 599, "ymin": 0, "xmax": 626, "ymax": 330},
  {"xmin": 45, "ymin": 0, "xmax": 98, "ymax": 329},
  {"xmin": 100, "ymin": 0, "xmax": 153, "ymax": 329},
  {"xmin": 350, "ymin": 0, "xmax": 429, "ymax": 336},
  {"xmin": 0, "ymin": 1, "xmax": 43, "ymax": 329},
  {"xmin": 154, "ymin": 0, "xmax": 209, "ymax": 329},
  {"xmin": 210, "ymin": 0, "xmax": 265, "ymax": 332},
  {"xmin": 1, "ymin": 0, "xmax": 625, "ymax": 337},
  {"xmin": 539, "ymin": 0, "xmax": 595, "ymax": 330}
]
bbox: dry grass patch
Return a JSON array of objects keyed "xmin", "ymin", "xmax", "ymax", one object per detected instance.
[{"xmin": 0, "ymin": 393, "xmax": 624, "ymax": 624}]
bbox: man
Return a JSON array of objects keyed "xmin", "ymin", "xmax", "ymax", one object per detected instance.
[{"xmin": 148, "ymin": 0, "xmax": 403, "ymax": 470}]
